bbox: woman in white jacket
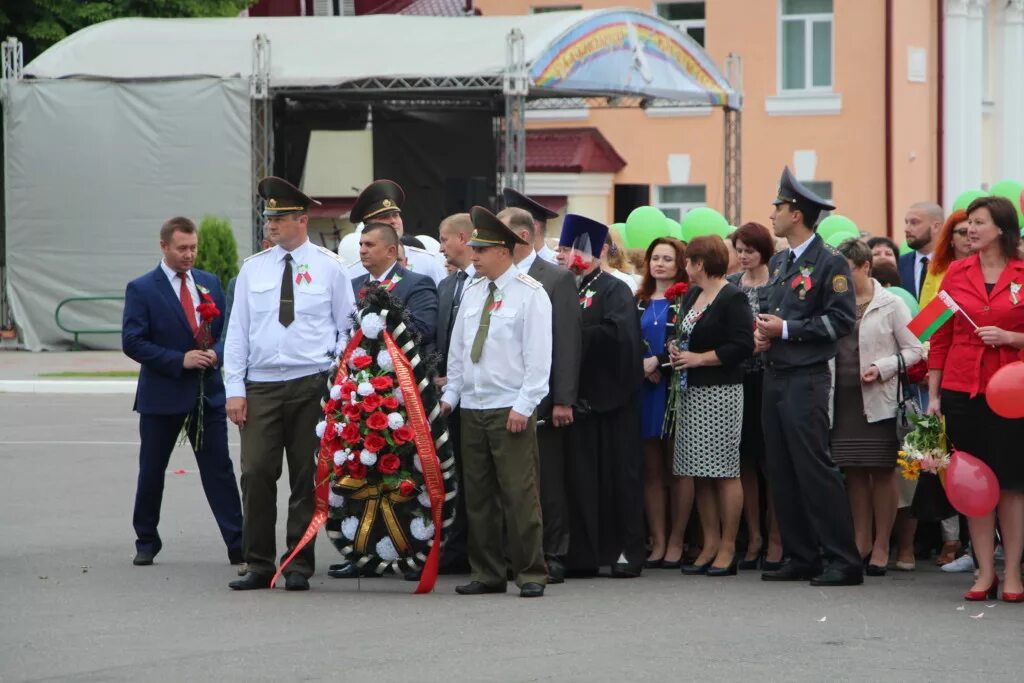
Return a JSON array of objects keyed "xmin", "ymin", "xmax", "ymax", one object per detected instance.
[{"xmin": 832, "ymin": 239, "xmax": 923, "ymax": 576}]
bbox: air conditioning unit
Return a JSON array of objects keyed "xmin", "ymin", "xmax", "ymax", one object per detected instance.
[{"xmin": 312, "ymin": 0, "xmax": 335, "ymax": 16}]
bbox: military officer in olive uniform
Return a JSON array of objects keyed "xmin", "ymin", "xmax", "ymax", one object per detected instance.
[
  {"xmin": 441, "ymin": 206, "xmax": 552, "ymax": 598},
  {"xmin": 754, "ymin": 167, "xmax": 863, "ymax": 587},
  {"xmin": 225, "ymin": 177, "xmax": 355, "ymax": 591}
]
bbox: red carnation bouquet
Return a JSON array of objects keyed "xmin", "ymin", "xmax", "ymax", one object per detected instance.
[{"xmin": 180, "ymin": 285, "xmax": 221, "ymax": 449}]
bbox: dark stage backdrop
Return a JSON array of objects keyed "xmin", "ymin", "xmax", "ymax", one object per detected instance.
[{"xmin": 373, "ymin": 108, "xmax": 496, "ymax": 237}]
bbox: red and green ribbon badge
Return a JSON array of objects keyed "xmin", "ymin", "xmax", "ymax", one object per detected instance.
[
  {"xmin": 487, "ymin": 290, "xmax": 504, "ymax": 314},
  {"xmin": 1011, "ymin": 281, "xmax": 1021, "ymax": 306},
  {"xmin": 383, "ymin": 274, "xmax": 403, "ymax": 292},
  {"xmin": 790, "ymin": 266, "xmax": 814, "ymax": 294},
  {"xmin": 295, "ymin": 264, "xmax": 313, "ymax": 285},
  {"xmin": 580, "ymin": 288, "xmax": 597, "ymax": 309}
]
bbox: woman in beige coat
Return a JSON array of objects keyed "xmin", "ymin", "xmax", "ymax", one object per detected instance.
[{"xmin": 832, "ymin": 239, "xmax": 923, "ymax": 576}]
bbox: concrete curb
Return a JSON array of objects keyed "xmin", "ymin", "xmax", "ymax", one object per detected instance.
[{"xmin": 0, "ymin": 380, "xmax": 137, "ymax": 394}]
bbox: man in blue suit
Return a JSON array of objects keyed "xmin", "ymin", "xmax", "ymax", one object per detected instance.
[
  {"xmin": 122, "ymin": 217, "xmax": 244, "ymax": 567},
  {"xmin": 897, "ymin": 201, "xmax": 943, "ymax": 300}
]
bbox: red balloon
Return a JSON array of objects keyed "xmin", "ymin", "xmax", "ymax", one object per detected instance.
[
  {"xmin": 985, "ymin": 361, "xmax": 1024, "ymax": 418},
  {"xmin": 945, "ymin": 450, "xmax": 1000, "ymax": 517}
]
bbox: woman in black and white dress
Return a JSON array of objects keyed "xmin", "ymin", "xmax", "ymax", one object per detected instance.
[{"xmin": 669, "ymin": 236, "xmax": 754, "ymax": 576}]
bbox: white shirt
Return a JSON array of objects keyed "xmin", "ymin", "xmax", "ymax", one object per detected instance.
[
  {"xmin": 537, "ymin": 244, "xmax": 558, "ymax": 265},
  {"xmin": 345, "ymin": 247, "xmax": 446, "ymax": 285},
  {"xmin": 224, "ymin": 239, "xmax": 355, "ymax": 397},
  {"xmin": 160, "ymin": 260, "xmax": 200, "ymax": 328},
  {"xmin": 781, "ymin": 233, "xmax": 817, "ymax": 341},
  {"xmin": 609, "ymin": 268, "xmax": 639, "ymax": 294},
  {"xmin": 913, "ymin": 250, "xmax": 931, "ymax": 298},
  {"xmin": 442, "ymin": 265, "xmax": 552, "ymax": 416},
  {"xmin": 515, "ymin": 249, "xmax": 538, "ymax": 274}
]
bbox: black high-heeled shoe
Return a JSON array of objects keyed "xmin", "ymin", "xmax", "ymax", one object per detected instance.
[
  {"xmin": 681, "ymin": 560, "xmax": 712, "ymax": 575},
  {"xmin": 644, "ymin": 558, "xmax": 664, "ymax": 569},
  {"xmin": 661, "ymin": 559, "xmax": 683, "ymax": 570},
  {"xmin": 738, "ymin": 552, "xmax": 762, "ymax": 571},
  {"xmin": 865, "ymin": 564, "xmax": 887, "ymax": 577},
  {"xmin": 707, "ymin": 560, "xmax": 738, "ymax": 577}
]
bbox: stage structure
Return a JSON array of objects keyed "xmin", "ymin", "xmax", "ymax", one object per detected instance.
[{"xmin": 2, "ymin": 11, "xmax": 741, "ymax": 350}]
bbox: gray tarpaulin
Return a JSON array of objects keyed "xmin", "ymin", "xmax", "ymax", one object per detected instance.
[{"xmin": 2, "ymin": 77, "xmax": 252, "ymax": 350}]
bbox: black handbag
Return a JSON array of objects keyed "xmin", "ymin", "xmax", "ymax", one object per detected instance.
[
  {"xmin": 911, "ymin": 471, "xmax": 956, "ymax": 521},
  {"xmin": 895, "ymin": 353, "xmax": 921, "ymax": 442}
]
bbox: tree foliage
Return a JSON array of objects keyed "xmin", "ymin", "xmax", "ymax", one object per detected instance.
[
  {"xmin": 0, "ymin": 1, "xmax": 254, "ymax": 62},
  {"xmin": 194, "ymin": 215, "xmax": 240, "ymax": 291}
]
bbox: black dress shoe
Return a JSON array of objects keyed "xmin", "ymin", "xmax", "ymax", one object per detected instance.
[
  {"xmin": 810, "ymin": 567, "xmax": 864, "ymax": 586},
  {"xmin": 284, "ymin": 573, "xmax": 310, "ymax": 591},
  {"xmin": 762, "ymin": 559, "xmax": 784, "ymax": 572},
  {"xmin": 228, "ymin": 548, "xmax": 244, "ymax": 565},
  {"xmin": 455, "ymin": 580, "xmax": 507, "ymax": 595},
  {"xmin": 133, "ymin": 550, "xmax": 156, "ymax": 566},
  {"xmin": 519, "ymin": 582, "xmax": 545, "ymax": 598},
  {"xmin": 328, "ymin": 563, "xmax": 346, "ymax": 571},
  {"xmin": 546, "ymin": 557, "xmax": 566, "ymax": 584},
  {"xmin": 229, "ymin": 572, "xmax": 274, "ymax": 590},
  {"xmin": 681, "ymin": 561, "xmax": 711, "ymax": 575},
  {"xmin": 403, "ymin": 569, "xmax": 422, "ymax": 582},
  {"xmin": 610, "ymin": 563, "xmax": 642, "ymax": 578},
  {"xmin": 328, "ymin": 563, "xmax": 380, "ymax": 579},
  {"xmin": 865, "ymin": 564, "xmax": 887, "ymax": 577},
  {"xmin": 761, "ymin": 561, "xmax": 820, "ymax": 582}
]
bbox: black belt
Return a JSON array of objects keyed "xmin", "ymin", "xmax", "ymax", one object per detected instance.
[{"xmin": 765, "ymin": 361, "xmax": 829, "ymax": 376}]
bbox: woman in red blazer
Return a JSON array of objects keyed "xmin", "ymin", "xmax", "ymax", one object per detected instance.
[{"xmin": 927, "ymin": 196, "xmax": 1024, "ymax": 603}]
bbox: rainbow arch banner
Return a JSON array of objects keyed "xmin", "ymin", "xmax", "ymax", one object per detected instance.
[{"xmin": 529, "ymin": 10, "xmax": 740, "ymax": 110}]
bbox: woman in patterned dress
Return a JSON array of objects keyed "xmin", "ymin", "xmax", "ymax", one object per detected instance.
[{"xmin": 668, "ymin": 237, "xmax": 754, "ymax": 576}]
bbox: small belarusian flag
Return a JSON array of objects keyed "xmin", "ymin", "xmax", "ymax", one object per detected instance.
[{"xmin": 907, "ymin": 290, "xmax": 957, "ymax": 341}]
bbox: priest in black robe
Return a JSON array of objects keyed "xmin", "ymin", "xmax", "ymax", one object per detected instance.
[{"xmin": 556, "ymin": 214, "xmax": 646, "ymax": 578}]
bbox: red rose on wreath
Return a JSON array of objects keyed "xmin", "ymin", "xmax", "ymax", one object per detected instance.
[
  {"xmin": 382, "ymin": 396, "xmax": 399, "ymax": 411},
  {"xmin": 398, "ymin": 480, "xmax": 416, "ymax": 496},
  {"xmin": 364, "ymin": 433, "xmax": 387, "ymax": 453},
  {"xmin": 361, "ymin": 393, "xmax": 383, "ymax": 412},
  {"xmin": 393, "ymin": 425, "xmax": 415, "ymax": 445},
  {"xmin": 353, "ymin": 355, "xmax": 373, "ymax": 370},
  {"xmin": 347, "ymin": 461, "xmax": 367, "ymax": 480},
  {"xmin": 342, "ymin": 403, "xmax": 362, "ymax": 421},
  {"xmin": 340, "ymin": 422, "xmax": 361, "ymax": 444},
  {"xmin": 324, "ymin": 399, "xmax": 340, "ymax": 415},
  {"xmin": 664, "ymin": 282, "xmax": 689, "ymax": 300},
  {"xmin": 340, "ymin": 380, "xmax": 357, "ymax": 400},
  {"xmin": 370, "ymin": 376, "xmax": 394, "ymax": 391},
  {"xmin": 365, "ymin": 411, "xmax": 389, "ymax": 431},
  {"xmin": 378, "ymin": 453, "xmax": 401, "ymax": 475}
]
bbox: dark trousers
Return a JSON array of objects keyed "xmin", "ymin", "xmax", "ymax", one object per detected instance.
[
  {"xmin": 239, "ymin": 373, "xmax": 324, "ymax": 578},
  {"xmin": 133, "ymin": 406, "xmax": 243, "ymax": 555},
  {"xmin": 762, "ymin": 366, "xmax": 860, "ymax": 572},
  {"xmin": 461, "ymin": 408, "xmax": 546, "ymax": 587},
  {"xmin": 438, "ymin": 407, "xmax": 469, "ymax": 573},
  {"xmin": 537, "ymin": 423, "xmax": 570, "ymax": 559}
]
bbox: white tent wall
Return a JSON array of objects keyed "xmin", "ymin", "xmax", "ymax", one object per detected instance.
[{"xmin": 2, "ymin": 77, "xmax": 252, "ymax": 351}]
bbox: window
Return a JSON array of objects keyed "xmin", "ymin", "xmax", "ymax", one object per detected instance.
[
  {"xmin": 803, "ymin": 180, "xmax": 832, "ymax": 202},
  {"xmin": 531, "ymin": 5, "xmax": 583, "ymax": 13},
  {"xmin": 655, "ymin": 2, "xmax": 705, "ymax": 47},
  {"xmin": 655, "ymin": 184, "xmax": 706, "ymax": 221},
  {"xmin": 780, "ymin": 0, "xmax": 833, "ymax": 91}
]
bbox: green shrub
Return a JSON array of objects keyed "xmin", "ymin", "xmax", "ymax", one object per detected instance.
[{"xmin": 194, "ymin": 215, "xmax": 239, "ymax": 290}]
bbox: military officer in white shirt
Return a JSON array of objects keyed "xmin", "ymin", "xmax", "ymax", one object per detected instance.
[
  {"xmin": 225, "ymin": 176, "xmax": 355, "ymax": 592},
  {"xmin": 345, "ymin": 179, "xmax": 448, "ymax": 285},
  {"xmin": 441, "ymin": 206, "xmax": 551, "ymax": 599}
]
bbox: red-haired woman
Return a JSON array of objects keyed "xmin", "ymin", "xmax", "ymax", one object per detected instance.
[
  {"xmin": 927, "ymin": 196, "xmax": 1024, "ymax": 602},
  {"xmin": 727, "ymin": 222, "xmax": 784, "ymax": 570},
  {"xmin": 637, "ymin": 237, "xmax": 693, "ymax": 568}
]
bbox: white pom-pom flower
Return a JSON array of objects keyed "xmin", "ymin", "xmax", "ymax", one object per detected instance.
[
  {"xmin": 410, "ymin": 517, "xmax": 435, "ymax": 541},
  {"xmin": 359, "ymin": 449, "xmax": 377, "ymax": 466},
  {"xmin": 333, "ymin": 422, "xmax": 346, "ymax": 437},
  {"xmin": 328, "ymin": 492, "xmax": 345, "ymax": 508},
  {"xmin": 417, "ymin": 491, "xmax": 432, "ymax": 508},
  {"xmin": 387, "ymin": 412, "xmax": 405, "ymax": 430},
  {"xmin": 376, "ymin": 349, "xmax": 394, "ymax": 372},
  {"xmin": 357, "ymin": 382, "xmax": 375, "ymax": 397},
  {"xmin": 329, "ymin": 384, "xmax": 342, "ymax": 401},
  {"xmin": 376, "ymin": 536, "xmax": 399, "ymax": 562},
  {"xmin": 395, "ymin": 387, "xmax": 406, "ymax": 406},
  {"xmin": 360, "ymin": 312, "xmax": 385, "ymax": 339},
  {"xmin": 333, "ymin": 450, "xmax": 346, "ymax": 466},
  {"xmin": 413, "ymin": 455, "xmax": 423, "ymax": 473},
  {"xmin": 347, "ymin": 347, "xmax": 368, "ymax": 370},
  {"xmin": 341, "ymin": 516, "xmax": 359, "ymax": 540},
  {"xmin": 315, "ymin": 421, "xmax": 327, "ymax": 438}
]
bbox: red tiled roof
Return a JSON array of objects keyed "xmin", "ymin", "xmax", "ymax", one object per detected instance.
[
  {"xmin": 399, "ymin": 0, "xmax": 475, "ymax": 15},
  {"xmin": 526, "ymin": 127, "xmax": 627, "ymax": 174}
]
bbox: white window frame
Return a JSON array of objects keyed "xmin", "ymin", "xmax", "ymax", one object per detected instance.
[
  {"xmin": 653, "ymin": 1, "xmax": 706, "ymax": 46},
  {"xmin": 777, "ymin": 0, "xmax": 834, "ymax": 94},
  {"xmin": 654, "ymin": 184, "xmax": 706, "ymax": 222}
]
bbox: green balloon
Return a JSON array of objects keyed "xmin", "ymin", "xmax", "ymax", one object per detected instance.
[
  {"xmin": 899, "ymin": 240, "xmax": 913, "ymax": 255},
  {"xmin": 952, "ymin": 189, "xmax": 985, "ymax": 212},
  {"xmin": 823, "ymin": 229, "xmax": 859, "ymax": 248},
  {"xmin": 818, "ymin": 214, "xmax": 858, "ymax": 241},
  {"xmin": 680, "ymin": 207, "xmax": 728, "ymax": 241},
  {"xmin": 664, "ymin": 218, "xmax": 683, "ymax": 240},
  {"xmin": 888, "ymin": 286, "xmax": 920, "ymax": 316},
  {"xmin": 610, "ymin": 222, "xmax": 627, "ymax": 244},
  {"xmin": 990, "ymin": 179, "xmax": 1024, "ymax": 226},
  {"xmin": 625, "ymin": 206, "xmax": 667, "ymax": 250}
]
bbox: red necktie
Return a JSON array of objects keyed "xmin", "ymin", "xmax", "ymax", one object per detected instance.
[{"xmin": 178, "ymin": 273, "xmax": 199, "ymax": 336}]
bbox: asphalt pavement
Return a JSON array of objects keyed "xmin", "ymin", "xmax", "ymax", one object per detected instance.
[{"xmin": 1, "ymin": 392, "xmax": 1020, "ymax": 682}]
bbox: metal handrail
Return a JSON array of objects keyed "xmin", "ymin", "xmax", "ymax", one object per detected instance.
[{"xmin": 55, "ymin": 295, "xmax": 124, "ymax": 350}]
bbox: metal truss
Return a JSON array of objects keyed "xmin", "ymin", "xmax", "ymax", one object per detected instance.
[
  {"xmin": 250, "ymin": 33, "xmax": 273, "ymax": 251},
  {"xmin": 722, "ymin": 53, "xmax": 743, "ymax": 227},
  {"xmin": 0, "ymin": 38, "xmax": 22, "ymax": 330},
  {"xmin": 1, "ymin": 37, "xmax": 23, "ymax": 82},
  {"xmin": 502, "ymin": 29, "xmax": 527, "ymax": 193}
]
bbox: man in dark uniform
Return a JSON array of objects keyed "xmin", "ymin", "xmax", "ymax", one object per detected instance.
[
  {"xmin": 556, "ymin": 214, "xmax": 646, "ymax": 578},
  {"xmin": 502, "ymin": 188, "xmax": 560, "ymax": 264},
  {"xmin": 499, "ymin": 206, "xmax": 582, "ymax": 583},
  {"xmin": 754, "ymin": 166, "xmax": 863, "ymax": 587}
]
